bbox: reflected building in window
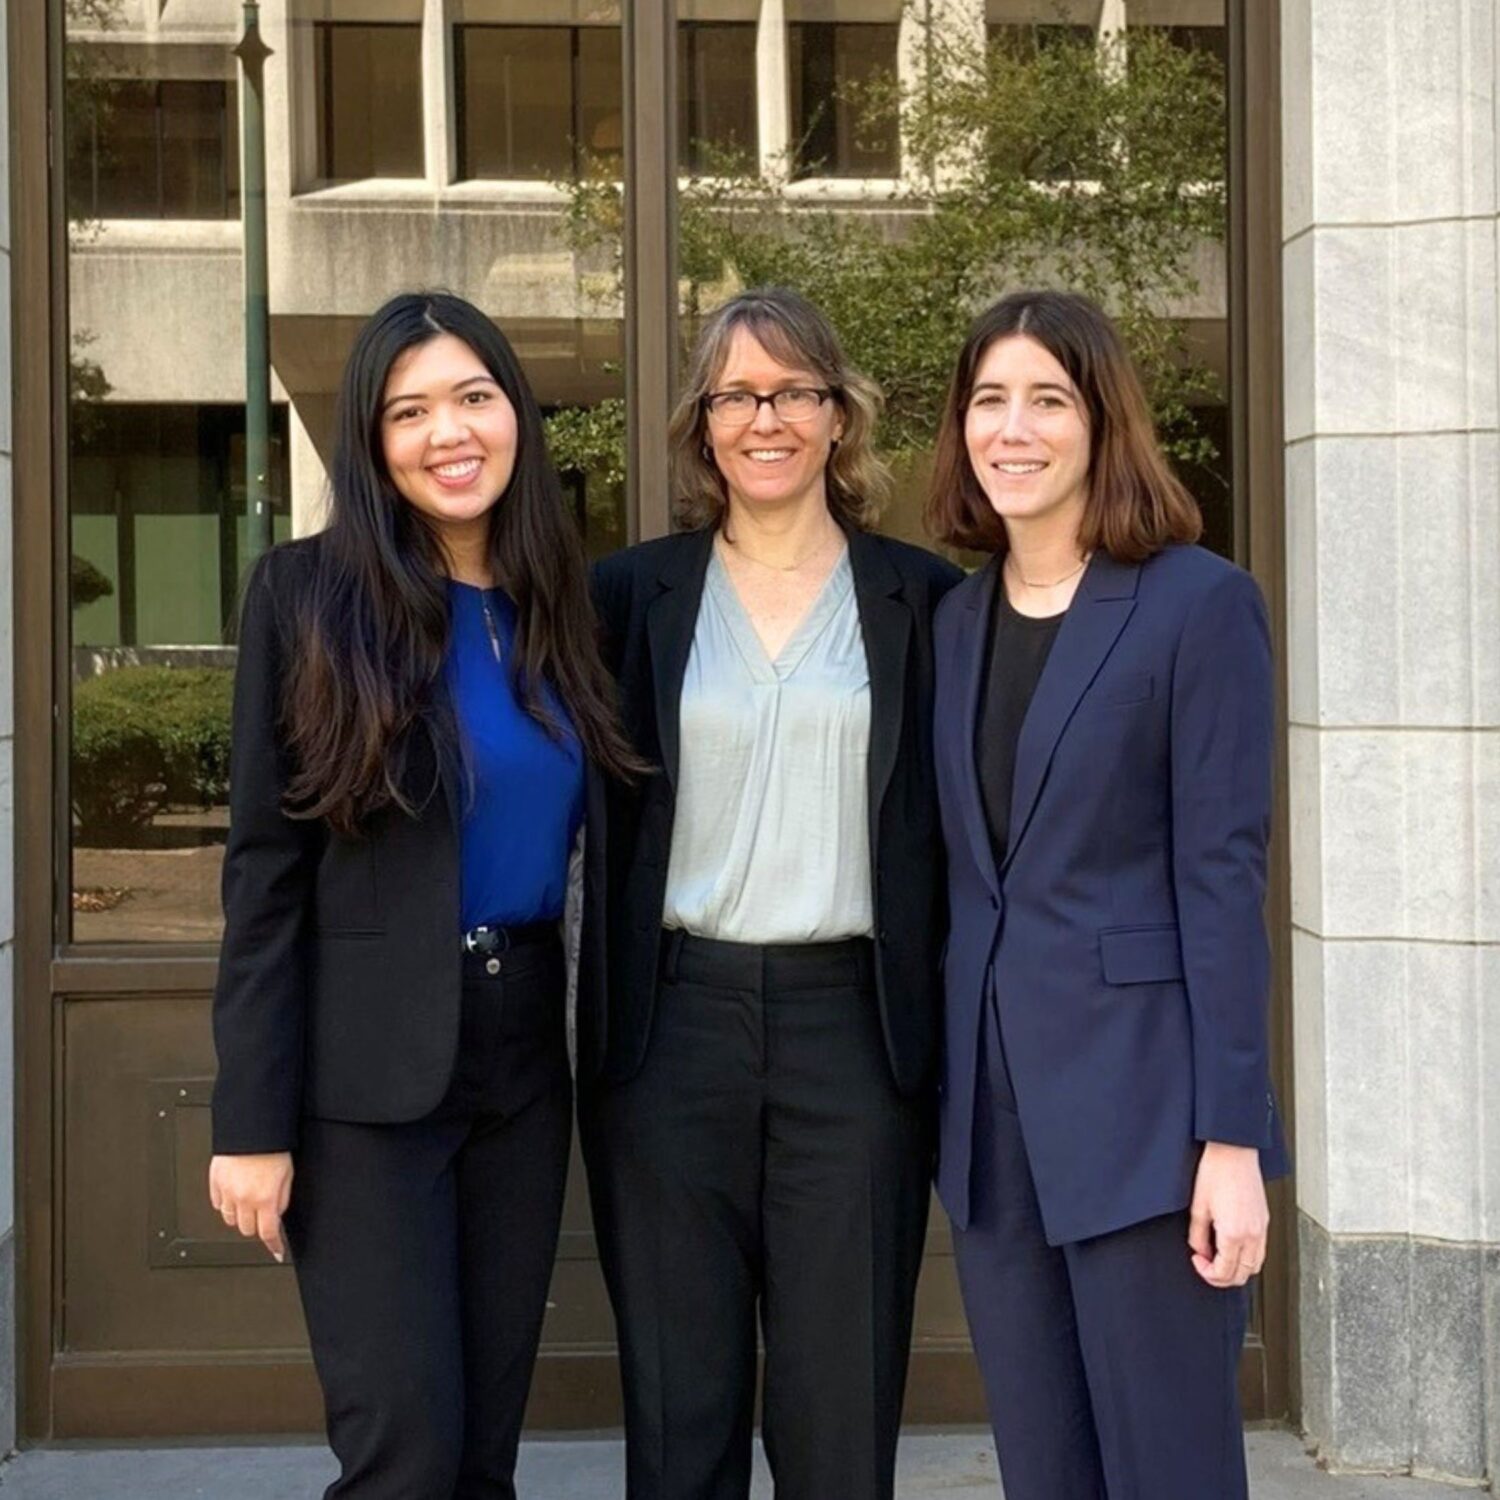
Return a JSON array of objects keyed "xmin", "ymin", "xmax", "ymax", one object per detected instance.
[{"xmin": 62, "ymin": 0, "xmax": 1227, "ymax": 942}]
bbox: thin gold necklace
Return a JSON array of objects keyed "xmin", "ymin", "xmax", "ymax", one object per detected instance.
[
  {"xmin": 721, "ymin": 523, "xmax": 839, "ymax": 574},
  {"xmin": 1007, "ymin": 552, "xmax": 1088, "ymax": 590}
]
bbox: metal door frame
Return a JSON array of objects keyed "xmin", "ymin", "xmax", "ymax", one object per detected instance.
[{"xmin": 10, "ymin": 0, "xmax": 1292, "ymax": 1439}]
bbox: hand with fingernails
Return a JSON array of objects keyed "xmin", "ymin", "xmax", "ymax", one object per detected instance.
[
  {"xmin": 209, "ymin": 1153, "xmax": 294, "ymax": 1264},
  {"xmin": 1187, "ymin": 1142, "xmax": 1269, "ymax": 1288}
]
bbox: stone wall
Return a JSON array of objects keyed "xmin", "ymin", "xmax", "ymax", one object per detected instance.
[{"xmin": 1282, "ymin": 0, "xmax": 1499, "ymax": 1484}]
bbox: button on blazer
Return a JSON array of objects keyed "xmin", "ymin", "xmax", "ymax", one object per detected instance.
[
  {"xmin": 211, "ymin": 536, "xmax": 607, "ymax": 1155},
  {"xmin": 933, "ymin": 545, "xmax": 1290, "ymax": 1245},
  {"xmin": 578, "ymin": 523, "xmax": 962, "ymax": 1094}
]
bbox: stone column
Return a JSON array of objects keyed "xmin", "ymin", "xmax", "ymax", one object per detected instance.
[
  {"xmin": 757, "ymin": 0, "xmax": 790, "ymax": 177},
  {"xmin": 1281, "ymin": 0, "xmax": 1498, "ymax": 1484}
]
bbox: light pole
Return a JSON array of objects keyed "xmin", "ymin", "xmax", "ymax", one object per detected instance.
[{"xmin": 235, "ymin": 3, "xmax": 274, "ymax": 568}]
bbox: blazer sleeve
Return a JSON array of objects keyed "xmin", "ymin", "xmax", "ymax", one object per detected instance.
[
  {"xmin": 210, "ymin": 551, "xmax": 323, "ymax": 1155},
  {"xmin": 1170, "ymin": 567, "xmax": 1277, "ymax": 1150}
]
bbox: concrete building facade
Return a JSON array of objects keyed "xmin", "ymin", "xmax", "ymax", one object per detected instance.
[{"xmin": 1, "ymin": 0, "xmax": 1496, "ymax": 1485}]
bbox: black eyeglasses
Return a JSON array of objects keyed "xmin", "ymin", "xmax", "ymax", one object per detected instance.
[{"xmin": 702, "ymin": 387, "xmax": 837, "ymax": 425}]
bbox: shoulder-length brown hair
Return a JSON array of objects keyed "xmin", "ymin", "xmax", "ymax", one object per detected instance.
[
  {"xmin": 669, "ymin": 287, "xmax": 892, "ymax": 531},
  {"xmin": 925, "ymin": 290, "xmax": 1202, "ymax": 561}
]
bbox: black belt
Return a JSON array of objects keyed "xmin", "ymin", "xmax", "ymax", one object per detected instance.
[{"xmin": 462, "ymin": 920, "xmax": 557, "ymax": 955}]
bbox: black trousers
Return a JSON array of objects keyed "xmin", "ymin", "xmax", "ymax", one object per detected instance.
[
  {"xmin": 580, "ymin": 932, "xmax": 932, "ymax": 1500},
  {"xmin": 284, "ymin": 937, "xmax": 572, "ymax": 1500},
  {"xmin": 952, "ymin": 984, "xmax": 1251, "ymax": 1500}
]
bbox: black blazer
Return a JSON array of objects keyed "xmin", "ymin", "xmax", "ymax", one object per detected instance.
[
  {"xmin": 211, "ymin": 535, "xmax": 607, "ymax": 1155},
  {"xmin": 578, "ymin": 524, "xmax": 962, "ymax": 1095}
]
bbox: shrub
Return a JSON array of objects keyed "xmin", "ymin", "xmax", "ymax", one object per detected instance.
[
  {"xmin": 72, "ymin": 666, "xmax": 233, "ymax": 845},
  {"xmin": 70, "ymin": 553, "xmax": 115, "ymax": 609}
]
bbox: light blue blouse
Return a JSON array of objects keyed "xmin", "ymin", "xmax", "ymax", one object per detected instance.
[{"xmin": 662, "ymin": 547, "xmax": 874, "ymax": 944}]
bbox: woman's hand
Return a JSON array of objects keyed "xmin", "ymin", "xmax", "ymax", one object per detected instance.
[
  {"xmin": 1187, "ymin": 1142, "xmax": 1268, "ymax": 1289},
  {"xmin": 209, "ymin": 1153, "xmax": 294, "ymax": 1264}
]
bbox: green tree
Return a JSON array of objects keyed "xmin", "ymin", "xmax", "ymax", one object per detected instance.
[{"xmin": 545, "ymin": 11, "xmax": 1226, "ymax": 490}]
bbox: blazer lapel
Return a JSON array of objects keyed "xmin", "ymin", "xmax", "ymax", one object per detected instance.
[
  {"xmin": 645, "ymin": 527, "xmax": 715, "ymax": 790},
  {"xmin": 1001, "ymin": 551, "xmax": 1139, "ymax": 873},
  {"xmin": 846, "ymin": 527, "xmax": 910, "ymax": 846},
  {"xmin": 955, "ymin": 556, "xmax": 1002, "ymax": 901}
]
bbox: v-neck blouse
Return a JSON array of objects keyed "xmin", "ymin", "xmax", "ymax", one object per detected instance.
[{"xmin": 661, "ymin": 547, "xmax": 874, "ymax": 944}]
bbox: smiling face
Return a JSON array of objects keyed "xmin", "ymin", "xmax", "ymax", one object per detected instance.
[
  {"xmin": 704, "ymin": 325, "xmax": 844, "ymax": 519},
  {"xmin": 964, "ymin": 333, "xmax": 1092, "ymax": 537},
  {"xmin": 380, "ymin": 333, "xmax": 519, "ymax": 557}
]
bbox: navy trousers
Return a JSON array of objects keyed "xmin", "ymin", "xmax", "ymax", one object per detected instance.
[{"xmin": 951, "ymin": 988, "xmax": 1251, "ymax": 1500}]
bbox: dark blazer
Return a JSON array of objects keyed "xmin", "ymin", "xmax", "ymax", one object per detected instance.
[
  {"xmin": 934, "ymin": 545, "xmax": 1289, "ymax": 1246},
  {"xmin": 211, "ymin": 535, "xmax": 606, "ymax": 1155},
  {"xmin": 579, "ymin": 523, "xmax": 962, "ymax": 1093}
]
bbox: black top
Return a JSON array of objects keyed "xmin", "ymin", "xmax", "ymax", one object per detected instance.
[
  {"xmin": 584, "ymin": 523, "xmax": 963, "ymax": 1093},
  {"xmin": 977, "ymin": 583, "xmax": 1065, "ymax": 864},
  {"xmin": 210, "ymin": 535, "xmax": 609, "ymax": 1154}
]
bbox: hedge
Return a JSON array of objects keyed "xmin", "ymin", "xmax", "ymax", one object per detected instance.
[{"xmin": 72, "ymin": 665, "xmax": 233, "ymax": 846}]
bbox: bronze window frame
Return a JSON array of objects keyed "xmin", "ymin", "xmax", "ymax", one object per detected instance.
[{"xmin": 10, "ymin": 0, "xmax": 1291, "ymax": 1440}]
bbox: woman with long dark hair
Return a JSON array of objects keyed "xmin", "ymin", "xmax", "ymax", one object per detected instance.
[
  {"xmin": 927, "ymin": 289, "xmax": 1288, "ymax": 1500},
  {"xmin": 579, "ymin": 287, "xmax": 961, "ymax": 1499},
  {"xmin": 207, "ymin": 291, "xmax": 636, "ymax": 1499}
]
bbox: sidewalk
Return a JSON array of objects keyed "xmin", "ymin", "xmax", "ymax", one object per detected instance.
[{"xmin": 0, "ymin": 1430, "xmax": 1473, "ymax": 1497}]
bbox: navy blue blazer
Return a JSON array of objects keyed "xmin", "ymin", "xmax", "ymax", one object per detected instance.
[{"xmin": 934, "ymin": 544, "xmax": 1289, "ymax": 1245}]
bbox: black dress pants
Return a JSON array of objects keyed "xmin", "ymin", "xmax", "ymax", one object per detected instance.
[
  {"xmin": 284, "ymin": 938, "xmax": 572, "ymax": 1500},
  {"xmin": 951, "ymin": 983, "xmax": 1251, "ymax": 1500},
  {"xmin": 580, "ymin": 932, "xmax": 932, "ymax": 1500}
]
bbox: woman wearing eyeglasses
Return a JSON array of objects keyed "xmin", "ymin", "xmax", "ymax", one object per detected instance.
[{"xmin": 578, "ymin": 287, "xmax": 961, "ymax": 1500}]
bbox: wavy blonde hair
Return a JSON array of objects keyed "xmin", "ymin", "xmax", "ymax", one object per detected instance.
[{"xmin": 669, "ymin": 288, "xmax": 893, "ymax": 530}]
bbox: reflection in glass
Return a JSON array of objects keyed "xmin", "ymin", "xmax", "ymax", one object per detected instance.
[
  {"xmin": 65, "ymin": 5, "xmax": 628, "ymax": 943},
  {"xmin": 313, "ymin": 22, "xmax": 423, "ymax": 182},
  {"xmin": 68, "ymin": 79, "xmax": 240, "ymax": 220},
  {"xmin": 69, "ymin": 404, "xmax": 290, "ymax": 943},
  {"xmin": 789, "ymin": 23, "xmax": 900, "ymax": 178},
  {"xmin": 986, "ymin": 22, "xmax": 1096, "ymax": 58},
  {"xmin": 456, "ymin": 24, "xmax": 623, "ymax": 181},
  {"xmin": 678, "ymin": 23, "xmax": 757, "ymax": 174}
]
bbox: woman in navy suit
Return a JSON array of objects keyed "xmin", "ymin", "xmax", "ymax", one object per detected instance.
[{"xmin": 925, "ymin": 290, "xmax": 1288, "ymax": 1500}]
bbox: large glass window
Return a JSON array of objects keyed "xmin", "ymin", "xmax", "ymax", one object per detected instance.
[
  {"xmin": 788, "ymin": 23, "xmax": 900, "ymax": 179},
  {"xmin": 63, "ymin": 7, "xmax": 628, "ymax": 946},
  {"xmin": 67, "ymin": 79, "xmax": 240, "ymax": 220},
  {"xmin": 677, "ymin": 23, "xmax": 757, "ymax": 174},
  {"xmin": 313, "ymin": 22, "xmax": 423, "ymax": 182},
  {"xmin": 456, "ymin": 25, "xmax": 624, "ymax": 181},
  {"xmin": 70, "ymin": 403, "xmax": 290, "ymax": 944}
]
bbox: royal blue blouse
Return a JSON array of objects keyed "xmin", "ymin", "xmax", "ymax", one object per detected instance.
[{"xmin": 446, "ymin": 581, "xmax": 584, "ymax": 931}]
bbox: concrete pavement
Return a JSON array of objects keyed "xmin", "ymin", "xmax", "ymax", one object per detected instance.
[{"xmin": 0, "ymin": 1429, "xmax": 1476, "ymax": 1497}]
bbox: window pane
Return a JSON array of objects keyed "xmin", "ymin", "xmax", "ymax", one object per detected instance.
[
  {"xmin": 64, "ymin": 11, "xmax": 629, "ymax": 946},
  {"xmin": 458, "ymin": 26, "xmax": 574, "ymax": 180},
  {"xmin": 1156, "ymin": 25, "xmax": 1227, "ymax": 66},
  {"xmin": 318, "ymin": 23, "xmax": 423, "ymax": 182},
  {"xmin": 789, "ymin": 23, "xmax": 900, "ymax": 179},
  {"xmin": 577, "ymin": 28, "xmax": 625, "ymax": 178},
  {"xmin": 160, "ymin": 81, "xmax": 235, "ymax": 220},
  {"xmin": 678, "ymin": 23, "xmax": 758, "ymax": 174},
  {"xmin": 91, "ymin": 81, "xmax": 161, "ymax": 218},
  {"xmin": 987, "ymin": 22, "xmax": 1096, "ymax": 59},
  {"xmin": 69, "ymin": 403, "xmax": 291, "ymax": 943}
]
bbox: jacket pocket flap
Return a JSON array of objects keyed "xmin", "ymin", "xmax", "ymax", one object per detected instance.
[{"xmin": 1099, "ymin": 925, "xmax": 1184, "ymax": 985}]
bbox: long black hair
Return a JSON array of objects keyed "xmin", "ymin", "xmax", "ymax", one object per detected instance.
[{"xmin": 282, "ymin": 290, "xmax": 641, "ymax": 833}]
